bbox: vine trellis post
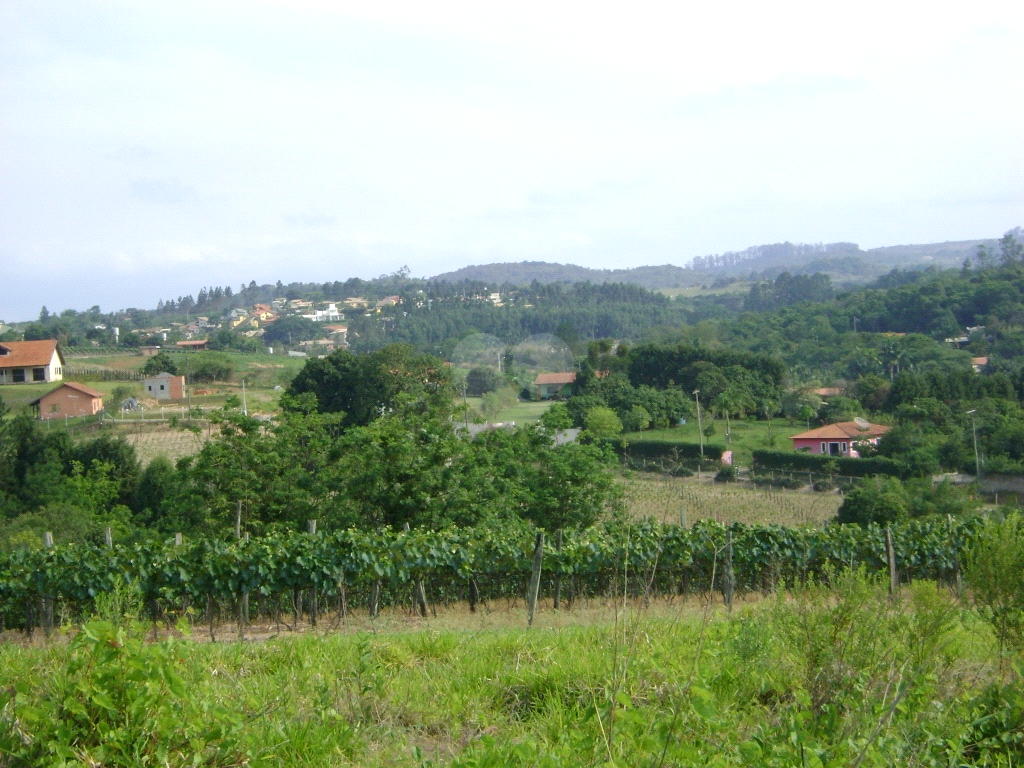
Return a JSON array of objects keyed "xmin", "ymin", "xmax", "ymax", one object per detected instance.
[{"xmin": 527, "ymin": 532, "xmax": 544, "ymax": 627}]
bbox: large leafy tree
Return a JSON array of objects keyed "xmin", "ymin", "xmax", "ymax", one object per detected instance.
[{"xmin": 288, "ymin": 344, "xmax": 455, "ymax": 427}]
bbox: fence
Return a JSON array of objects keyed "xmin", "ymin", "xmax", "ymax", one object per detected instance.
[{"xmin": 65, "ymin": 367, "xmax": 143, "ymax": 382}]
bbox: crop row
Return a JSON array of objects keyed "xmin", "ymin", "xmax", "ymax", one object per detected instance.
[{"xmin": 0, "ymin": 516, "xmax": 981, "ymax": 633}]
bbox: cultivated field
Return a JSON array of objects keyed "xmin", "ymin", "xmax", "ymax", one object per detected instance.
[
  {"xmin": 113, "ymin": 423, "xmax": 210, "ymax": 465},
  {"xmin": 622, "ymin": 472, "xmax": 842, "ymax": 526}
]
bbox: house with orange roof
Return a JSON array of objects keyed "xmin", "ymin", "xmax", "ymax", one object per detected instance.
[
  {"xmin": 0, "ymin": 339, "xmax": 64, "ymax": 385},
  {"xmin": 789, "ymin": 420, "xmax": 890, "ymax": 458},
  {"xmin": 30, "ymin": 382, "xmax": 104, "ymax": 420},
  {"xmin": 534, "ymin": 372, "xmax": 577, "ymax": 399}
]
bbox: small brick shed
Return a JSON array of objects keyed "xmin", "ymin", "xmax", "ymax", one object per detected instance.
[{"xmin": 31, "ymin": 382, "xmax": 104, "ymax": 420}]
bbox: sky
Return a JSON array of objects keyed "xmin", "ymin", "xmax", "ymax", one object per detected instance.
[{"xmin": 2, "ymin": 0, "xmax": 1023, "ymax": 321}]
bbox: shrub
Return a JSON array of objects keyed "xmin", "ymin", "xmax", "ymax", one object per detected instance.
[
  {"xmin": 966, "ymin": 514, "xmax": 1024, "ymax": 663},
  {"xmin": 715, "ymin": 466, "xmax": 738, "ymax": 483},
  {"xmin": 752, "ymin": 449, "xmax": 907, "ymax": 479},
  {"xmin": 0, "ymin": 620, "xmax": 247, "ymax": 766},
  {"xmin": 584, "ymin": 407, "xmax": 623, "ymax": 438}
]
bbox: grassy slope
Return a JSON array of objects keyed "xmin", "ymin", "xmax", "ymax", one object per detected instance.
[
  {"xmin": 462, "ymin": 396, "xmax": 552, "ymax": 424},
  {"xmin": 623, "ymin": 419, "xmax": 807, "ymax": 468},
  {"xmin": 0, "ymin": 579, "xmax": 1000, "ymax": 767}
]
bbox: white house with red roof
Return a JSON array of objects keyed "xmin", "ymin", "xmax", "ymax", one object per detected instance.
[
  {"xmin": 789, "ymin": 420, "xmax": 890, "ymax": 457},
  {"xmin": 0, "ymin": 339, "xmax": 64, "ymax": 385}
]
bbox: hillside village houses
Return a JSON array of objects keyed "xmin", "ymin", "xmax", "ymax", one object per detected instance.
[{"xmin": 0, "ymin": 339, "xmax": 64, "ymax": 384}]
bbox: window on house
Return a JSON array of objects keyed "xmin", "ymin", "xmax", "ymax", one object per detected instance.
[
  {"xmin": 49, "ymin": 404, "xmax": 59, "ymax": 413},
  {"xmin": 147, "ymin": 385, "xmax": 152, "ymax": 391},
  {"xmin": 841, "ymin": 443, "xmax": 848, "ymax": 452},
  {"xmin": 13, "ymin": 369, "xmax": 25, "ymax": 383},
  {"xmin": 160, "ymin": 384, "xmax": 165, "ymax": 390},
  {"xmin": 820, "ymin": 442, "xmax": 826, "ymax": 453},
  {"xmin": 33, "ymin": 368, "xmax": 45, "ymax": 381}
]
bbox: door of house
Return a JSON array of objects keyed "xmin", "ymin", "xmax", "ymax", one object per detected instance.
[{"xmin": 828, "ymin": 442, "xmax": 841, "ymax": 456}]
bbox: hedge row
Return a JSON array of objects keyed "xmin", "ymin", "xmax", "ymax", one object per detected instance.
[
  {"xmin": 752, "ymin": 449, "xmax": 908, "ymax": 478},
  {"xmin": 604, "ymin": 438, "xmax": 724, "ymax": 462}
]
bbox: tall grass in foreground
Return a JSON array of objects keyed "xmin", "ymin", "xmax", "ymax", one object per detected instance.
[{"xmin": 2, "ymin": 569, "xmax": 1023, "ymax": 766}]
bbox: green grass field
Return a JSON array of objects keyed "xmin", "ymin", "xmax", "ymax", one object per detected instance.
[
  {"xmin": 0, "ymin": 573, "xmax": 1008, "ymax": 766},
  {"xmin": 623, "ymin": 418, "xmax": 807, "ymax": 468},
  {"xmin": 463, "ymin": 396, "xmax": 552, "ymax": 424}
]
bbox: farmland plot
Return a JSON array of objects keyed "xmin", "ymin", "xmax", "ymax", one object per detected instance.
[
  {"xmin": 117, "ymin": 424, "xmax": 209, "ymax": 465},
  {"xmin": 621, "ymin": 472, "xmax": 841, "ymax": 526}
]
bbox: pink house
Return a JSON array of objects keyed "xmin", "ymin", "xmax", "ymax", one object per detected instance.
[{"xmin": 789, "ymin": 420, "xmax": 890, "ymax": 458}]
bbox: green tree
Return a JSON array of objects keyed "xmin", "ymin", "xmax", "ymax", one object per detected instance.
[
  {"xmin": 621, "ymin": 405, "xmax": 651, "ymax": 433},
  {"xmin": 466, "ymin": 366, "xmax": 501, "ymax": 396},
  {"xmin": 262, "ymin": 315, "xmax": 322, "ymax": 345},
  {"xmin": 584, "ymin": 406, "xmax": 622, "ymax": 438},
  {"xmin": 288, "ymin": 345, "xmax": 455, "ymax": 427},
  {"xmin": 140, "ymin": 352, "xmax": 178, "ymax": 377},
  {"xmin": 540, "ymin": 402, "xmax": 573, "ymax": 430},
  {"xmin": 525, "ymin": 441, "xmax": 622, "ymax": 530},
  {"xmin": 836, "ymin": 478, "xmax": 907, "ymax": 526}
]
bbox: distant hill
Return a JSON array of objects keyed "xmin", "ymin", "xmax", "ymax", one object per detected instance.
[
  {"xmin": 428, "ymin": 262, "xmax": 694, "ymax": 289},
  {"xmin": 429, "ymin": 232, "xmax": 1020, "ymax": 289}
]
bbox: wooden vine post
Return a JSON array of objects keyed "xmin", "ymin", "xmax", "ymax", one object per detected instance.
[
  {"xmin": 885, "ymin": 526, "xmax": 899, "ymax": 595},
  {"xmin": 308, "ymin": 520, "xmax": 318, "ymax": 627},
  {"xmin": 553, "ymin": 529, "xmax": 563, "ymax": 610},
  {"xmin": 370, "ymin": 528, "xmax": 382, "ymax": 618},
  {"xmin": 404, "ymin": 523, "xmax": 428, "ymax": 618},
  {"xmin": 175, "ymin": 533, "xmax": 190, "ymax": 616},
  {"xmin": 527, "ymin": 532, "xmax": 545, "ymax": 627},
  {"xmin": 42, "ymin": 532, "xmax": 55, "ymax": 636},
  {"xmin": 237, "ymin": 504, "xmax": 246, "ymax": 641},
  {"xmin": 723, "ymin": 530, "xmax": 735, "ymax": 612}
]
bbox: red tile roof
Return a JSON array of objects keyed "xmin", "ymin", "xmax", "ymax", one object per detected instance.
[
  {"xmin": 789, "ymin": 421, "xmax": 890, "ymax": 441},
  {"xmin": 0, "ymin": 339, "xmax": 62, "ymax": 368},
  {"xmin": 971, "ymin": 357, "xmax": 988, "ymax": 366},
  {"xmin": 30, "ymin": 381, "xmax": 104, "ymax": 405},
  {"xmin": 534, "ymin": 372, "xmax": 577, "ymax": 386}
]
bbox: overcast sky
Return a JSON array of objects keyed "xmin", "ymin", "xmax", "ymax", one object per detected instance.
[{"xmin": 2, "ymin": 1, "xmax": 1023, "ymax": 321}]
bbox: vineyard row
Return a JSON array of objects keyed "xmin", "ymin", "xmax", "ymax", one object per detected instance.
[{"xmin": 0, "ymin": 516, "xmax": 980, "ymax": 634}]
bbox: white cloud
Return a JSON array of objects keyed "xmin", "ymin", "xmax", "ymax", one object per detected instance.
[{"xmin": 0, "ymin": 0, "xmax": 1022, "ymax": 318}]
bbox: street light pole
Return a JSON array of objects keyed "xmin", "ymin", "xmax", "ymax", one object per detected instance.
[
  {"xmin": 693, "ymin": 389, "xmax": 703, "ymax": 459},
  {"xmin": 967, "ymin": 409, "xmax": 981, "ymax": 478}
]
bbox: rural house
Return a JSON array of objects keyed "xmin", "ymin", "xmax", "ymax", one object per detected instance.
[
  {"xmin": 0, "ymin": 339, "xmax": 64, "ymax": 385},
  {"xmin": 30, "ymin": 381, "xmax": 103, "ymax": 420},
  {"xmin": 533, "ymin": 372, "xmax": 577, "ymax": 399},
  {"xmin": 144, "ymin": 372, "xmax": 186, "ymax": 400},
  {"xmin": 789, "ymin": 419, "xmax": 890, "ymax": 457}
]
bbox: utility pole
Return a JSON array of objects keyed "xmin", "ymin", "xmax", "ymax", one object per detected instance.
[
  {"xmin": 185, "ymin": 348, "xmax": 191, "ymax": 415},
  {"xmin": 693, "ymin": 389, "xmax": 703, "ymax": 459},
  {"xmin": 242, "ymin": 379, "xmax": 248, "ymax": 416},
  {"xmin": 967, "ymin": 409, "xmax": 981, "ymax": 477}
]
